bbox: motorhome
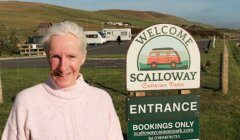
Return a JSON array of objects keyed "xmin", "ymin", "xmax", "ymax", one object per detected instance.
[
  {"xmin": 84, "ymin": 31, "xmax": 107, "ymax": 45},
  {"xmin": 101, "ymin": 28, "xmax": 132, "ymax": 41}
]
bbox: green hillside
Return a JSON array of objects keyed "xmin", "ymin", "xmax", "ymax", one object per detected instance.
[
  {"xmin": 97, "ymin": 10, "xmax": 190, "ymax": 26},
  {"xmin": 0, "ymin": 1, "xmax": 210, "ymax": 37},
  {"xmin": 0, "ymin": 1, "xmax": 104, "ymax": 30},
  {"xmin": 4, "ymin": 1, "xmax": 239, "ymax": 43}
]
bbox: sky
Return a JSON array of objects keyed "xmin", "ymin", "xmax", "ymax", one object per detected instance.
[{"xmin": 19, "ymin": 0, "xmax": 240, "ymax": 29}]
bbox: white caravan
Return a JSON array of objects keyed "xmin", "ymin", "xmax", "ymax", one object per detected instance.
[
  {"xmin": 84, "ymin": 31, "xmax": 107, "ymax": 45},
  {"xmin": 101, "ymin": 28, "xmax": 132, "ymax": 41}
]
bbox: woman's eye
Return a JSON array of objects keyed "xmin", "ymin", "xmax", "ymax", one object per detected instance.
[
  {"xmin": 69, "ymin": 55, "xmax": 76, "ymax": 59},
  {"xmin": 50, "ymin": 55, "xmax": 59, "ymax": 59}
]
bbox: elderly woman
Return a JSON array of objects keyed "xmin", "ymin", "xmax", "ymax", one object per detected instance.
[{"xmin": 2, "ymin": 21, "xmax": 123, "ymax": 140}]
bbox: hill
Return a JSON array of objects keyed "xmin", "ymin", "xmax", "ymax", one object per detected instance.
[
  {"xmin": 0, "ymin": 1, "xmax": 211, "ymax": 34},
  {"xmin": 96, "ymin": 9, "xmax": 207, "ymax": 27}
]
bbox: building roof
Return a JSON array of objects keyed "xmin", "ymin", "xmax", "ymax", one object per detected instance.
[{"xmin": 37, "ymin": 23, "xmax": 52, "ymax": 28}]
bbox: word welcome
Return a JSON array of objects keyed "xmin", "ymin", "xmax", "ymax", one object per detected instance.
[{"xmin": 135, "ymin": 25, "xmax": 193, "ymax": 46}]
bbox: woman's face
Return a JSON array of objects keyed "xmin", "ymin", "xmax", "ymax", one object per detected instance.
[{"xmin": 48, "ymin": 34, "xmax": 86, "ymax": 88}]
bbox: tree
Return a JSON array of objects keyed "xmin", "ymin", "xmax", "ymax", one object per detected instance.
[{"xmin": 0, "ymin": 29, "xmax": 20, "ymax": 56}]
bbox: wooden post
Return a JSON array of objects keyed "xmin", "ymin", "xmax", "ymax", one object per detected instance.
[
  {"xmin": 179, "ymin": 90, "xmax": 191, "ymax": 95},
  {"xmin": 129, "ymin": 92, "xmax": 134, "ymax": 96},
  {"xmin": 213, "ymin": 35, "xmax": 216, "ymax": 48},
  {"xmin": 37, "ymin": 48, "xmax": 39, "ymax": 55},
  {"xmin": 0, "ymin": 71, "xmax": 3, "ymax": 104},
  {"xmin": 222, "ymin": 39, "xmax": 228, "ymax": 94},
  {"xmin": 135, "ymin": 91, "xmax": 145, "ymax": 97},
  {"xmin": 28, "ymin": 44, "xmax": 31, "ymax": 56},
  {"xmin": 129, "ymin": 91, "xmax": 145, "ymax": 97}
]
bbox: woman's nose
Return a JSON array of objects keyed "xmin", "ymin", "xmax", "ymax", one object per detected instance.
[{"xmin": 59, "ymin": 57, "xmax": 68, "ymax": 72}]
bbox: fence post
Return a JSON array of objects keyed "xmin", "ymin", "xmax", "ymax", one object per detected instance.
[
  {"xmin": 130, "ymin": 91, "xmax": 145, "ymax": 97},
  {"xmin": 222, "ymin": 39, "xmax": 228, "ymax": 94},
  {"xmin": 135, "ymin": 91, "xmax": 145, "ymax": 97},
  {"xmin": 28, "ymin": 44, "xmax": 31, "ymax": 56},
  {"xmin": 179, "ymin": 90, "xmax": 191, "ymax": 94},
  {"xmin": 0, "ymin": 70, "xmax": 3, "ymax": 104},
  {"xmin": 213, "ymin": 35, "xmax": 216, "ymax": 48}
]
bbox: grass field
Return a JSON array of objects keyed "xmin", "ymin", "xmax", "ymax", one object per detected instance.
[{"xmin": 0, "ymin": 39, "xmax": 239, "ymax": 139}]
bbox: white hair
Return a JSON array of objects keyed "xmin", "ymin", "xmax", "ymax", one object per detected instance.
[{"xmin": 42, "ymin": 21, "xmax": 87, "ymax": 53}]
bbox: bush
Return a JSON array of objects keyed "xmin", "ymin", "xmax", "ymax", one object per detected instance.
[
  {"xmin": 231, "ymin": 43, "xmax": 240, "ymax": 64},
  {"xmin": 0, "ymin": 29, "xmax": 20, "ymax": 56}
]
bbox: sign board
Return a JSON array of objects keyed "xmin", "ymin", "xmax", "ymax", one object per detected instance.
[
  {"xmin": 128, "ymin": 119, "xmax": 199, "ymax": 140},
  {"xmin": 32, "ymin": 44, "xmax": 37, "ymax": 49},
  {"xmin": 127, "ymin": 94, "xmax": 199, "ymax": 121},
  {"xmin": 127, "ymin": 94, "xmax": 199, "ymax": 140},
  {"xmin": 126, "ymin": 24, "xmax": 200, "ymax": 91}
]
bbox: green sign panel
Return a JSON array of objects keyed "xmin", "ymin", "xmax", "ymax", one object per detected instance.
[
  {"xmin": 127, "ymin": 94, "xmax": 199, "ymax": 140},
  {"xmin": 128, "ymin": 118, "xmax": 199, "ymax": 140},
  {"xmin": 127, "ymin": 94, "xmax": 199, "ymax": 121}
]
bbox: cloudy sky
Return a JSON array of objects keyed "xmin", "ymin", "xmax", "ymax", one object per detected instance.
[{"xmin": 20, "ymin": 0, "xmax": 240, "ymax": 29}]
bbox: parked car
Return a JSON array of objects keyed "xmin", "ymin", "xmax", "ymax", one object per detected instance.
[{"xmin": 147, "ymin": 48, "xmax": 181, "ymax": 68}]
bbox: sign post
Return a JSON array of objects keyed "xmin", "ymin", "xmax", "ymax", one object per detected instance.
[
  {"xmin": 179, "ymin": 90, "xmax": 191, "ymax": 95},
  {"xmin": 126, "ymin": 24, "xmax": 201, "ymax": 140}
]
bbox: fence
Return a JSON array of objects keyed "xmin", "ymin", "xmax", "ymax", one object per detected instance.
[{"xmin": 17, "ymin": 44, "xmax": 45, "ymax": 56}]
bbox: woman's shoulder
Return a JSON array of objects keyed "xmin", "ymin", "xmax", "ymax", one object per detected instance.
[
  {"xmin": 86, "ymin": 85, "xmax": 112, "ymax": 100},
  {"xmin": 18, "ymin": 83, "xmax": 44, "ymax": 95},
  {"xmin": 14, "ymin": 83, "xmax": 45, "ymax": 105}
]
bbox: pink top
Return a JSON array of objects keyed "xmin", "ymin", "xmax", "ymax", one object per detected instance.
[{"xmin": 2, "ymin": 75, "xmax": 123, "ymax": 140}]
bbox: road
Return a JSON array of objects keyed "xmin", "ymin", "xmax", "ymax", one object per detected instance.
[
  {"xmin": 87, "ymin": 41, "xmax": 131, "ymax": 55},
  {"xmin": 0, "ymin": 57, "xmax": 126, "ymax": 69},
  {"xmin": 0, "ymin": 40, "xmax": 210, "ymax": 68}
]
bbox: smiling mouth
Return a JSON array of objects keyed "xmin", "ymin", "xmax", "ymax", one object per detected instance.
[{"xmin": 53, "ymin": 71, "xmax": 71, "ymax": 77}]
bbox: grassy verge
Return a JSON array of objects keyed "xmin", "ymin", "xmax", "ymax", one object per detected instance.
[
  {"xmin": 0, "ymin": 39, "xmax": 240, "ymax": 139},
  {"xmin": 197, "ymin": 39, "xmax": 240, "ymax": 139}
]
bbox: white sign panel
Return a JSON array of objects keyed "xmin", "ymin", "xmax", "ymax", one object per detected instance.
[{"xmin": 126, "ymin": 24, "xmax": 200, "ymax": 91}]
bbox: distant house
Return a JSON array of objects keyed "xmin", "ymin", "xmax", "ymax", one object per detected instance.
[
  {"xmin": 122, "ymin": 22, "xmax": 131, "ymax": 26},
  {"xmin": 105, "ymin": 21, "xmax": 131, "ymax": 26},
  {"xmin": 106, "ymin": 21, "xmax": 123, "ymax": 26},
  {"xmin": 37, "ymin": 23, "xmax": 52, "ymax": 35}
]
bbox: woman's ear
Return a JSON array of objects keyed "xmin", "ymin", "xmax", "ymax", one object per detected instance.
[{"xmin": 80, "ymin": 51, "xmax": 87, "ymax": 66}]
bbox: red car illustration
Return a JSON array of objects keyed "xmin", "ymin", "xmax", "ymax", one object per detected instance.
[{"xmin": 147, "ymin": 48, "xmax": 181, "ymax": 68}]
